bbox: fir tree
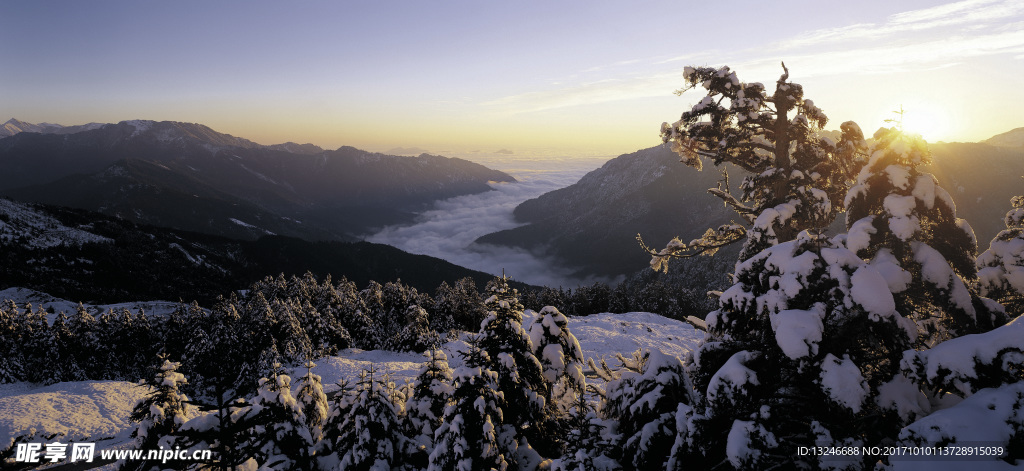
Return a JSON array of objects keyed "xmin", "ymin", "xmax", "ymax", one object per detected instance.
[
  {"xmin": 529, "ymin": 306, "xmax": 586, "ymax": 417},
  {"xmin": 478, "ymin": 275, "xmax": 551, "ymax": 458},
  {"xmin": 295, "ymin": 360, "xmax": 328, "ymax": 445},
  {"xmin": 843, "ymin": 127, "xmax": 1004, "ymax": 345},
  {"xmin": 394, "ymin": 305, "xmax": 441, "ymax": 352},
  {"xmin": 329, "ymin": 366, "xmax": 404, "ymax": 471},
  {"xmin": 650, "ymin": 63, "xmax": 865, "ymax": 266},
  {"xmin": 977, "ymin": 194, "xmax": 1024, "ymax": 319},
  {"xmin": 247, "ymin": 364, "xmax": 315, "ymax": 470},
  {"xmin": 689, "ymin": 231, "xmax": 915, "ymax": 470},
  {"xmin": 428, "ymin": 339, "xmax": 513, "ymax": 471},
  {"xmin": 0, "ymin": 301, "xmax": 24, "ymax": 383},
  {"xmin": 404, "ymin": 349, "xmax": 454, "ymax": 469},
  {"xmin": 124, "ymin": 356, "xmax": 191, "ymax": 471},
  {"xmin": 601, "ymin": 350, "xmax": 694, "ymax": 471}
]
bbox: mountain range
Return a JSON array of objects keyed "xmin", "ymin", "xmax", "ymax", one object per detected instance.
[
  {"xmin": 477, "ymin": 130, "xmax": 1024, "ymax": 280},
  {"xmin": 0, "ymin": 119, "xmax": 514, "ymax": 241},
  {"xmin": 0, "ymin": 197, "xmax": 521, "ymax": 304}
]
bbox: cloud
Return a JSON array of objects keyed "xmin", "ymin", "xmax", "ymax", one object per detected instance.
[
  {"xmin": 366, "ymin": 159, "xmax": 614, "ymax": 287},
  {"xmin": 480, "ymin": 0, "xmax": 1024, "ymax": 115}
]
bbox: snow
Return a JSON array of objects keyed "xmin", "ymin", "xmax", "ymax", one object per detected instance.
[
  {"xmin": 0, "ymin": 198, "xmax": 112, "ymax": 248},
  {"xmin": 769, "ymin": 306, "xmax": 824, "ymax": 359},
  {"xmin": 892, "ymin": 382, "xmax": 1024, "ymax": 471},
  {"xmin": 906, "ymin": 316, "xmax": 1024, "ymax": 395},
  {"xmin": 0, "ymin": 310, "xmax": 701, "ymax": 449},
  {"xmin": 0, "ymin": 287, "xmax": 180, "ymax": 324},
  {"xmin": 850, "ymin": 265, "xmax": 897, "ymax": 316},
  {"xmin": 707, "ymin": 351, "xmax": 759, "ymax": 404},
  {"xmin": 913, "ymin": 242, "xmax": 976, "ymax": 315},
  {"xmin": 818, "ymin": 354, "xmax": 868, "ymax": 413},
  {"xmin": 0, "ymin": 381, "xmax": 147, "ymax": 443}
]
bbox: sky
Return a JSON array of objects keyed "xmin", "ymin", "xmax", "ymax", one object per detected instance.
[{"xmin": 3, "ymin": 0, "xmax": 1024, "ymax": 156}]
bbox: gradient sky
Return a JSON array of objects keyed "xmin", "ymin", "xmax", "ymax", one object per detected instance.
[{"xmin": 3, "ymin": 0, "xmax": 1023, "ymax": 156}]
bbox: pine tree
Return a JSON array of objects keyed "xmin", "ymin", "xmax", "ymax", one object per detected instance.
[
  {"xmin": 550, "ymin": 393, "xmax": 607, "ymax": 471},
  {"xmin": 689, "ymin": 231, "xmax": 915, "ymax": 470},
  {"xmin": 0, "ymin": 301, "xmax": 24, "ymax": 383},
  {"xmin": 295, "ymin": 360, "xmax": 328, "ymax": 446},
  {"xmin": 247, "ymin": 364, "xmax": 315, "ymax": 470},
  {"xmin": 601, "ymin": 350, "xmax": 694, "ymax": 471},
  {"xmin": 650, "ymin": 63, "xmax": 865, "ymax": 266},
  {"xmin": 529, "ymin": 306, "xmax": 585, "ymax": 416},
  {"xmin": 394, "ymin": 305, "xmax": 441, "ymax": 352},
  {"xmin": 68, "ymin": 303, "xmax": 100, "ymax": 378},
  {"xmin": 843, "ymin": 127, "xmax": 1004, "ymax": 345},
  {"xmin": 48, "ymin": 310, "xmax": 85, "ymax": 383},
  {"xmin": 427, "ymin": 340, "xmax": 513, "ymax": 471},
  {"xmin": 977, "ymin": 194, "xmax": 1024, "ymax": 319},
  {"xmin": 404, "ymin": 349, "xmax": 454, "ymax": 469},
  {"xmin": 124, "ymin": 356, "xmax": 191, "ymax": 471},
  {"xmin": 478, "ymin": 275, "xmax": 551, "ymax": 458},
  {"xmin": 330, "ymin": 366, "xmax": 404, "ymax": 471}
]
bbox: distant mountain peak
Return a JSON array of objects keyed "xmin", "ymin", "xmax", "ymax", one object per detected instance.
[{"xmin": 983, "ymin": 127, "xmax": 1024, "ymax": 147}]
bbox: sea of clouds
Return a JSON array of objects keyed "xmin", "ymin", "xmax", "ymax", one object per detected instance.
[{"xmin": 367, "ymin": 154, "xmax": 611, "ymax": 288}]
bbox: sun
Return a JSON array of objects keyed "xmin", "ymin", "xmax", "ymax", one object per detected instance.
[{"xmin": 894, "ymin": 103, "xmax": 951, "ymax": 142}]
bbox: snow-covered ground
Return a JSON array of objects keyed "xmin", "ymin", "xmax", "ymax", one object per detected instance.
[
  {"xmin": 0, "ymin": 287, "xmax": 180, "ymax": 324},
  {"xmin": 0, "ymin": 310, "xmax": 702, "ymax": 457}
]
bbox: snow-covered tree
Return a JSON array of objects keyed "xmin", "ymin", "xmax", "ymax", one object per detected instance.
[
  {"xmin": 529, "ymin": 306, "xmax": 585, "ymax": 418},
  {"xmin": 327, "ymin": 366, "xmax": 404, "ymax": 471},
  {"xmin": 650, "ymin": 63, "xmax": 865, "ymax": 266},
  {"xmin": 394, "ymin": 305, "xmax": 441, "ymax": 352},
  {"xmin": 247, "ymin": 364, "xmax": 315, "ymax": 470},
  {"xmin": 689, "ymin": 231, "xmax": 916, "ymax": 470},
  {"xmin": 601, "ymin": 350, "xmax": 695, "ymax": 471},
  {"xmin": 0, "ymin": 301, "xmax": 24, "ymax": 383},
  {"xmin": 977, "ymin": 194, "xmax": 1024, "ymax": 319},
  {"xmin": 843, "ymin": 127, "xmax": 1004, "ymax": 345},
  {"xmin": 295, "ymin": 360, "xmax": 328, "ymax": 446},
  {"xmin": 428, "ymin": 340, "xmax": 514, "ymax": 471},
  {"xmin": 124, "ymin": 356, "xmax": 191, "ymax": 471},
  {"xmin": 550, "ymin": 392, "xmax": 610, "ymax": 471},
  {"xmin": 404, "ymin": 349, "xmax": 454, "ymax": 469},
  {"xmin": 478, "ymin": 275, "xmax": 551, "ymax": 458}
]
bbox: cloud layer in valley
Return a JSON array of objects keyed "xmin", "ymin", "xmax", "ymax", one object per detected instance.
[{"xmin": 367, "ymin": 157, "xmax": 611, "ymax": 288}]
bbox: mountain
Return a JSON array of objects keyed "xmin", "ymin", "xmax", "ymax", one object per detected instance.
[
  {"xmin": 0, "ymin": 119, "xmax": 515, "ymax": 239},
  {"xmin": 983, "ymin": 127, "xmax": 1024, "ymax": 147},
  {"xmin": 476, "ymin": 144, "xmax": 735, "ymax": 278},
  {"xmin": 478, "ymin": 139, "xmax": 1024, "ymax": 280},
  {"xmin": 0, "ymin": 198, "xmax": 525, "ymax": 304}
]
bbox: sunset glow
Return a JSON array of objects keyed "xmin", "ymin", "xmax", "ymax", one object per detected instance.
[{"xmin": 2, "ymin": 1, "xmax": 1023, "ymax": 155}]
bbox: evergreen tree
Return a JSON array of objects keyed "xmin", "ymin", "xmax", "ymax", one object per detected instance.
[
  {"xmin": 330, "ymin": 366, "xmax": 404, "ymax": 471},
  {"xmin": 68, "ymin": 303, "xmax": 100, "ymax": 378},
  {"xmin": 404, "ymin": 349, "xmax": 454, "ymax": 469},
  {"xmin": 18, "ymin": 304, "xmax": 51, "ymax": 384},
  {"xmin": 48, "ymin": 310, "xmax": 85, "ymax": 383},
  {"xmin": 977, "ymin": 194, "xmax": 1024, "ymax": 319},
  {"xmin": 529, "ymin": 306, "xmax": 585, "ymax": 418},
  {"xmin": 650, "ymin": 63, "xmax": 865, "ymax": 265},
  {"xmin": 124, "ymin": 356, "xmax": 191, "ymax": 471},
  {"xmin": 689, "ymin": 231, "xmax": 915, "ymax": 470},
  {"xmin": 0, "ymin": 301, "xmax": 24, "ymax": 382},
  {"xmin": 843, "ymin": 127, "xmax": 1004, "ymax": 345},
  {"xmin": 478, "ymin": 275, "xmax": 551, "ymax": 458},
  {"xmin": 394, "ymin": 305, "xmax": 441, "ymax": 352},
  {"xmin": 295, "ymin": 360, "xmax": 328, "ymax": 446},
  {"xmin": 247, "ymin": 364, "xmax": 315, "ymax": 470},
  {"xmin": 427, "ymin": 340, "xmax": 513, "ymax": 471},
  {"xmin": 550, "ymin": 393, "xmax": 608, "ymax": 471},
  {"xmin": 601, "ymin": 350, "xmax": 694, "ymax": 471}
]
